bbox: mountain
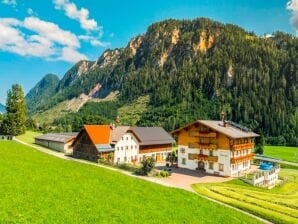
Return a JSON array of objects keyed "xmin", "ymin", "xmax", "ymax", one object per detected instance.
[
  {"xmin": 0, "ymin": 103, "xmax": 5, "ymax": 114},
  {"xmin": 26, "ymin": 18, "xmax": 298, "ymax": 145},
  {"xmin": 25, "ymin": 74, "xmax": 60, "ymax": 113}
]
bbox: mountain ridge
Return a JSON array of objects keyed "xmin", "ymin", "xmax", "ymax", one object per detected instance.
[{"xmin": 26, "ymin": 17, "xmax": 298, "ymax": 145}]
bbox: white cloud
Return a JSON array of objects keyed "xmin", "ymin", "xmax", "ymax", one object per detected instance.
[
  {"xmin": 27, "ymin": 8, "xmax": 34, "ymax": 15},
  {"xmin": 1, "ymin": 0, "xmax": 16, "ymax": 6},
  {"xmin": 52, "ymin": 0, "xmax": 109, "ymax": 47},
  {"xmin": 0, "ymin": 17, "xmax": 87, "ymax": 63},
  {"xmin": 58, "ymin": 46, "xmax": 87, "ymax": 63},
  {"xmin": 78, "ymin": 35, "xmax": 109, "ymax": 47},
  {"xmin": 24, "ymin": 16, "xmax": 80, "ymax": 48},
  {"xmin": 53, "ymin": 0, "xmax": 98, "ymax": 31},
  {"xmin": 287, "ymin": 0, "xmax": 298, "ymax": 35}
]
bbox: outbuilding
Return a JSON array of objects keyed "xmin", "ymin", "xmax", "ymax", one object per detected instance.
[{"xmin": 35, "ymin": 133, "xmax": 78, "ymax": 154}]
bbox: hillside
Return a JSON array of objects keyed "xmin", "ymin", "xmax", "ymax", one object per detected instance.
[
  {"xmin": 26, "ymin": 18, "xmax": 298, "ymax": 145},
  {"xmin": 25, "ymin": 74, "xmax": 60, "ymax": 113},
  {"xmin": 0, "ymin": 140, "xmax": 260, "ymax": 224}
]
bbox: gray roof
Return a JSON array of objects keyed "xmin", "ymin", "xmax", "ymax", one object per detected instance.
[
  {"xmin": 35, "ymin": 133, "xmax": 78, "ymax": 143},
  {"xmin": 172, "ymin": 120, "xmax": 259, "ymax": 139},
  {"xmin": 95, "ymin": 144, "xmax": 113, "ymax": 152},
  {"xmin": 110, "ymin": 126, "xmax": 130, "ymax": 144},
  {"xmin": 130, "ymin": 127, "xmax": 175, "ymax": 146}
]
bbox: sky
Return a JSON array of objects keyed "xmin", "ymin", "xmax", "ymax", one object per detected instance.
[{"xmin": 0, "ymin": 0, "xmax": 297, "ymax": 104}]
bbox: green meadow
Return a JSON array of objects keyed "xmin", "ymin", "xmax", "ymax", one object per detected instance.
[
  {"xmin": 0, "ymin": 140, "xmax": 260, "ymax": 224},
  {"xmin": 264, "ymin": 145, "xmax": 298, "ymax": 163},
  {"xmin": 192, "ymin": 169, "xmax": 298, "ymax": 224}
]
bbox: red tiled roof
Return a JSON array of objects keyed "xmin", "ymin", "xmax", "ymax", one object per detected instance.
[{"xmin": 84, "ymin": 125, "xmax": 111, "ymax": 145}]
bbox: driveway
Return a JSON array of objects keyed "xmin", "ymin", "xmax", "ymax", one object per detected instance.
[{"xmin": 155, "ymin": 166, "xmax": 233, "ymax": 191}]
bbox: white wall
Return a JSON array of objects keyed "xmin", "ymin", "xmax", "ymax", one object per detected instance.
[
  {"xmin": 35, "ymin": 139, "xmax": 65, "ymax": 152},
  {"xmin": 113, "ymin": 133, "xmax": 139, "ymax": 164}
]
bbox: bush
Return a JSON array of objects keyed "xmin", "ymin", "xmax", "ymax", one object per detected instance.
[
  {"xmin": 135, "ymin": 157, "xmax": 155, "ymax": 176},
  {"xmin": 159, "ymin": 170, "xmax": 169, "ymax": 177}
]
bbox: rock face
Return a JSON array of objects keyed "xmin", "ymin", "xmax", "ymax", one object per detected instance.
[
  {"xmin": 128, "ymin": 36, "xmax": 143, "ymax": 56},
  {"xmin": 25, "ymin": 74, "xmax": 60, "ymax": 113},
  {"xmin": 95, "ymin": 49, "xmax": 122, "ymax": 68},
  {"xmin": 57, "ymin": 60, "xmax": 94, "ymax": 91}
]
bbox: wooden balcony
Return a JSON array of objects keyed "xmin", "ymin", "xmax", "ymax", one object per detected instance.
[
  {"xmin": 231, "ymin": 153, "xmax": 255, "ymax": 163},
  {"xmin": 195, "ymin": 132, "xmax": 217, "ymax": 138},
  {"xmin": 232, "ymin": 143, "xmax": 255, "ymax": 151},
  {"xmin": 189, "ymin": 143, "xmax": 217, "ymax": 150}
]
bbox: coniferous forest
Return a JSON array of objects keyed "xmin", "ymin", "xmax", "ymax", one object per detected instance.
[{"xmin": 26, "ymin": 18, "xmax": 298, "ymax": 146}]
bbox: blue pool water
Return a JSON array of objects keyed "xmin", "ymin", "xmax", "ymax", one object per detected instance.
[{"xmin": 260, "ymin": 162, "xmax": 273, "ymax": 170}]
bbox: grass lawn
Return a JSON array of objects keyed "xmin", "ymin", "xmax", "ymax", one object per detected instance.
[
  {"xmin": 264, "ymin": 145, "xmax": 298, "ymax": 163},
  {"xmin": 0, "ymin": 140, "xmax": 260, "ymax": 224},
  {"xmin": 192, "ymin": 169, "xmax": 298, "ymax": 224},
  {"xmin": 16, "ymin": 130, "xmax": 42, "ymax": 144}
]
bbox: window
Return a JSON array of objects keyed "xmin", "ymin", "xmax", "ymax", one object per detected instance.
[
  {"xmin": 117, "ymin": 158, "xmax": 120, "ymax": 162},
  {"xmin": 209, "ymin": 151, "xmax": 213, "ymax": 156},
  {"xmin": 180, "ymin": 148, "xmax": 185, "ymax": 153},
  {"xmin": 182, "ymin": 158, "xmax": 186, "ymax": 165},
  {"xmin": 209, "ymin": 162, "xmax": 213, "ymax": 170},
  {"xmin": 219, "ymin": 163, "xmax": 224, "ymax": 171},
  {"xmin": 189, "ymin": 131, "xmax": 196, "ymax": 137},
  {"xmin": 135, "ymin": 145, "xmax": 137, "ymax": 149},
  {"xmin": 131, "ymin": 136, "xmax": 133, "ymax": 140},
  {"xmin": 131, "ymin": 145, "xmax": 133, "ymax": 149},
  {"xmin": 121, "ymin": 147, "xmax": 123, "ymax": 151},
  {"xmin": 200, "ymin": 149, "xmax": 203, "ymax": 155},
  {"xmin": 117, "ymin": 147, "xmax": 119, "ymax": 151},
  {"xmin": 124, "ymin": 156, "xmax": 127, "ymax": 162},
  {"xmin": 126, "ymin": 137, "xmax": 128, "ymax": 140},
  {"xmin": 126, "ymin": 146, "xmax": 128, "ymax": 150}
]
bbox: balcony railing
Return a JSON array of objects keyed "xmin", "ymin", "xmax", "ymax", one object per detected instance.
[
  {"xmin": 231, "ymin": 153, "xmax": 255, "ymax": 163},
  {"xmin": 189, "ymin": 143, "xmax": 217, "ymax": 150},
  {"xmin": 195, "ymin": 132, "xmax": 217, "ymax": 138},
  {"xmin": 232, "ymin": 143, "xmax": 255, "ymax": 151}
]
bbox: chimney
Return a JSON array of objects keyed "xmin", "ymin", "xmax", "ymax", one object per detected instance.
[
  {"xmin": 110, "ymin": 123, "xmax": 115, "ymax": 129},
  {"xmin": 116, "ymin": 115, "xmax": 120, "ymax": 126},
  {"xmin": 220, "ymin": 111, "xmax": 228, "ymax": 127}
]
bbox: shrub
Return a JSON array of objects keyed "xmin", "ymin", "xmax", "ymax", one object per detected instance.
[
  {"xmin": 159, "ymin": 170, "xmax": 169, "ymax": 177},
  {"xmin": 135, "ymin": 157, "xmax": 155, "ymax": 176}
]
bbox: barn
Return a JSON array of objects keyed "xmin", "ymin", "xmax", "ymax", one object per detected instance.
[{"xmin": 35, "ymin": 133, "xmax": 78, "ymax": 154}]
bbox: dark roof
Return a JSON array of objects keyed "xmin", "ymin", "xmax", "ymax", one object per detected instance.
[
  {"xmin": 35, "ymin": 133, "xmax": 78, "ymax": 143},
  {"xmin": 171, "ymin": 120, "xmax": 259, "ymax": 139},
  {"xmin": 129, "ymin": 127, "xmax": 175, "ymax": 146}
]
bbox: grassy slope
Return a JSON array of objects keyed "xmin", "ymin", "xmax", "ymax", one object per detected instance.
[
  {"xmin": 264, "ymin": 146, "xmax": 298, "ymax": 163},
  {"xmin": 32, "ymin": 101, "xmax": 70, "ymax": 124},
  {"xmin": 0, "ymin": 140, "xmax": 260, "ymax": 224},
  {"xmin": 117, "ymin": 95, "xmax": 150, "ymax": 125},
  {"xmin": 192, "ymin": 169, "xmax": 298, "ymax": 224},
  {"xmin": 17, "ymin": 130, "xmax": 42, "ymax": 144}
]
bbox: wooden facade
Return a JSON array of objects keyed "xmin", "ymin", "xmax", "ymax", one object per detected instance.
[
  {"xmin": 172, "ymin": 120, "xmax": 258, "ymax": 176},
  {"xmin": 139, "ymin": 144, "xmax": 172, "ymax": 154},
  {"xmin": 73, "ymin": 130, "xmax": 99, "ymax": 162}
]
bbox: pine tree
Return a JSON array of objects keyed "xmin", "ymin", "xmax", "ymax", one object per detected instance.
[{"xmin": 2, "ymin": 84, "xmax": 26, "ymax": 135}]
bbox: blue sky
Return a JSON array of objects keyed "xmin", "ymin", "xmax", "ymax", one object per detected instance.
[{"xmin": 0, "ymin": 0, "xmax": 297, "ymax": 104}]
